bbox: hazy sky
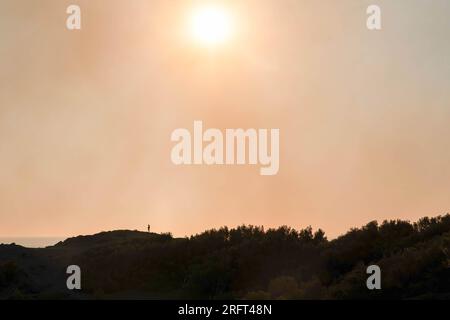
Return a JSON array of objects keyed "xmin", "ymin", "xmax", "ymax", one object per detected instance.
[{"xmin": 1, "ymin": 0, "xmax": 450, "ymax": 238}]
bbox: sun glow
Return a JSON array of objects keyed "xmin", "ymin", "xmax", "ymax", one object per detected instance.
[{"xmin": 189, "ymin": 5, "xmax": 234, "ymax": 46}]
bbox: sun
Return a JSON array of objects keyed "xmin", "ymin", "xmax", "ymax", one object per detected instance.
[{"xmin": 189, "ymin": 5, "xmax": 234, "ymax": 46}]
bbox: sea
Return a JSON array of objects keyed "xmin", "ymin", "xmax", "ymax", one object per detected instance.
[{"xmin": 0, "ymin": 237, "xmax": 66, "ymax": 248}]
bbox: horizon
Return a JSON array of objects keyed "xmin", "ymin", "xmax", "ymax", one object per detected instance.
[{"xmin": 2, "ymin": 212, "xmax": 449, "ymax": 248}]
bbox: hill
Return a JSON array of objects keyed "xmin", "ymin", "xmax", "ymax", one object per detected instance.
[{"xmin": 1, "ymin": 215, "xmax": 450, "ymax": 299}]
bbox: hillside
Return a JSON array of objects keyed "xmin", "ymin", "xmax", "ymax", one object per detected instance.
[{"xmin": 1, "ymin": 215, "xmax": 450, "ymax": 299}]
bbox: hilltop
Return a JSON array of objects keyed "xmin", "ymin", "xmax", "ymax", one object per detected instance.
[{"xmin": 1, "ymin": 215, "xmax": 450, "ymax": 299}]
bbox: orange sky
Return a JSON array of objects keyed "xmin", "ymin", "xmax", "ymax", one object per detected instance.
[{"xmin": 1, "ymin": 0, "xmax": 450, "ymax": 238}]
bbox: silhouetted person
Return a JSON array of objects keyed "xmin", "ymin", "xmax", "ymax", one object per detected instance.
[{"xmin": 147, "ymin": 224, "xmax": 150, "ymax": 233}]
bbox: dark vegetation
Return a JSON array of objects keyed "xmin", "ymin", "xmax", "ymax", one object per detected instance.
[{"xmin": 1, "ymin": 215, "xmax": 450, "ymax": 299}]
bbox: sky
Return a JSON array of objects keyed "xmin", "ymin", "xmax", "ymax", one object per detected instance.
[{"xmin": 1, "ymin": 0, "xmax": 450, "ymax": 239}]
